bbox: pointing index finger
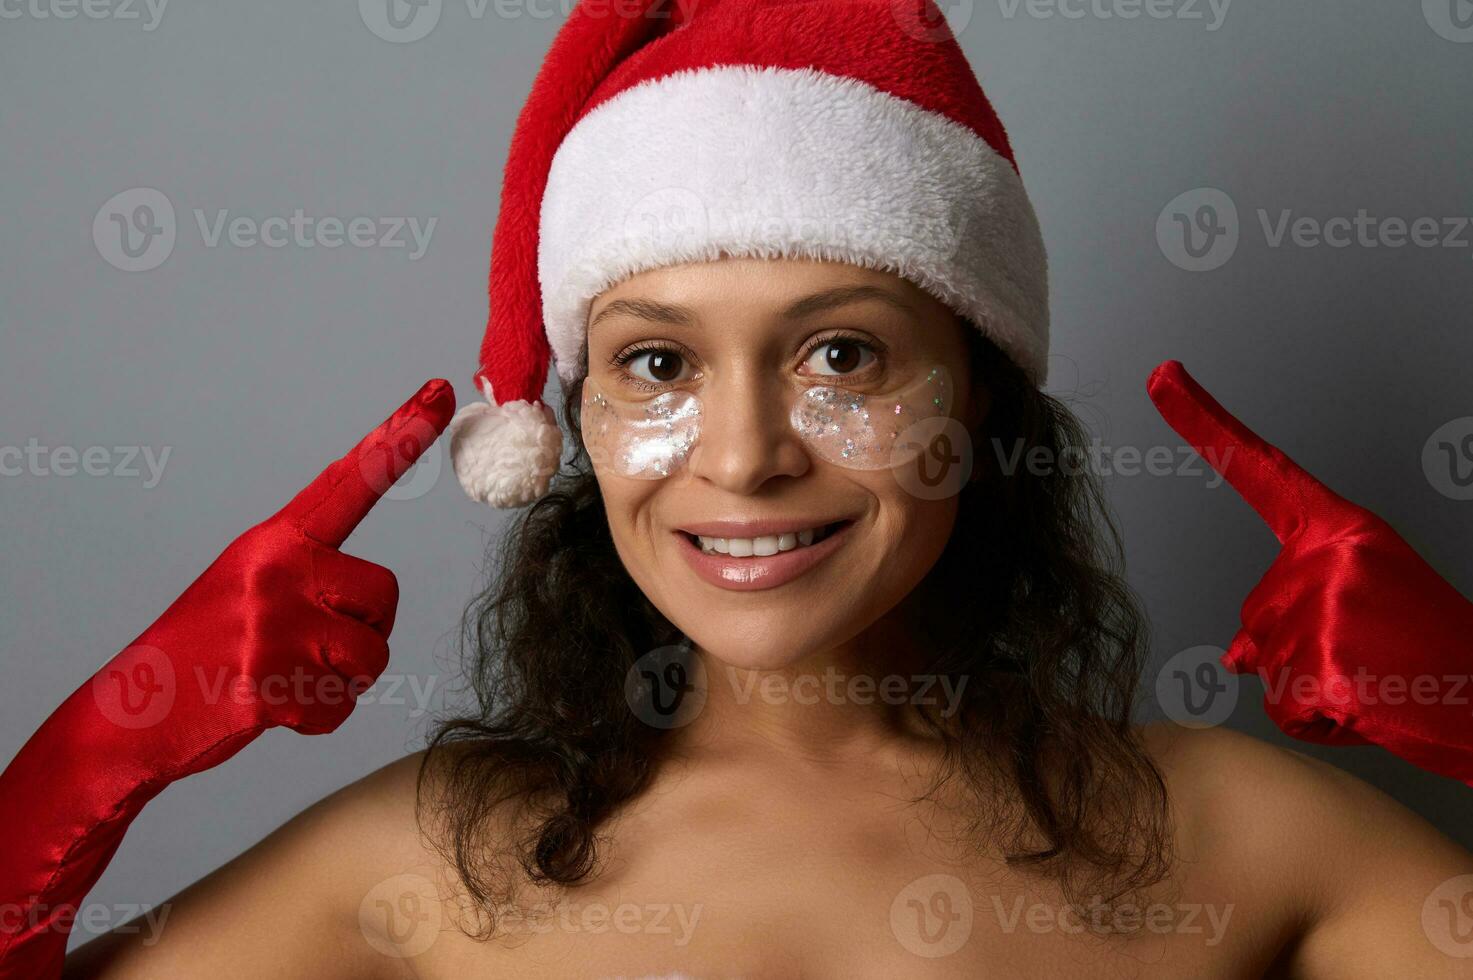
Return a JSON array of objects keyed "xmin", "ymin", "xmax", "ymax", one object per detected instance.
[
  {"xmin": 1146, "ymin": 360, "xmax": 1336, "ymax": 544},
  {"xmin": 277, "ymin": 379, "xmax": 456, "ymax": 547}
]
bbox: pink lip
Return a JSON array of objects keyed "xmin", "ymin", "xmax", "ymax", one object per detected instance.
[{"xmin": 674, "ymin": 520, "xmax": 853, "ymax": 592}]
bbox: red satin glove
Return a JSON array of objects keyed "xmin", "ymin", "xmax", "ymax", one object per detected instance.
[
  {"xmin": 1148, "ymin": 360, "xmax": 1473, "ymax": 784},
  {"xmin": 0, "ymin": 379, "xmax": 455, "ymax": 978}
]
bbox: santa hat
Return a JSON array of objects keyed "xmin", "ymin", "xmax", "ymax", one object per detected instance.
[{"xmin": 450, "ymin": 0, "xmax": 1049, "ymax": 508}]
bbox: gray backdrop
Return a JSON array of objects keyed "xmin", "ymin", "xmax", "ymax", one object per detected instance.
[{"xmin": 2, "ymin": 0, "xmax": 1470, "ymax": 948}]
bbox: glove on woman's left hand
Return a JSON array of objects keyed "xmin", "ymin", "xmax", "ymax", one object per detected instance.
[{"xmin": 1148, "ymin": 360, "xmax": 1473, "ymax": 785}]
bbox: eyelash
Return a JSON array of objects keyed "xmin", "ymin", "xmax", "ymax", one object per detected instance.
[{"xmin": 609, "ymin": 330, "xmax": 886, "ymax": 393}]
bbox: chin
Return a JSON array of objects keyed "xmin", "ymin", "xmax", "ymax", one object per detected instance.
[
  {"xmin": 673, "ymin": 605, "xmax": 865, "ymax": 673},
  {"xmin": 696, "ymin": 634, "xmax": 822, "ymax": 673}
]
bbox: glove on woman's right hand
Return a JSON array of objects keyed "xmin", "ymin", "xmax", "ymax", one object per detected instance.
[{"xmin": 0, "ymin": 378, "xmax": 456, "ymax": 979}]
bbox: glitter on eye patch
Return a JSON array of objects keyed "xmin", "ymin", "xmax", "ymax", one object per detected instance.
[
  {"xmin": 582, "ymin": 382, "xmax": 703, "ymax": 480},
  {"xmin": 583, "ymin": 364, "xmax": 954, "ymax": 478},
  {"xmin": 790, "ymin": 365, "xmax": 954, "ymax": 471}
]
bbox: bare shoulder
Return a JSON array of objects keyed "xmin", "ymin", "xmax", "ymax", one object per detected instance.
[
  {"xmin": 280, "ymin": 744, "xmax": 496, "ymax": 917},
  {"xmin": 62, "ymin": 749, "xmax": 461, "ymax": 979},
  {"xmin": 1136, "ymin": 721, "xmax": 1473, "ymax": 977},
  {"xmin": 1136, "ymin": 720, "xmax": 1464, "ymax": 857},
  {"xmin": 296, "ymin": 748, "xmax": 436, "ymax": 852},
  {"xmin": 1137, "ymin": 718, "xmax": 1372, "ymax": 832},
  {"xmin": 195, "ymin": 744, "xmax": 506, "ymax": 966},
  {"xmin": 287, "ymin": 740, "xmax": 495, "ymax": 861}
]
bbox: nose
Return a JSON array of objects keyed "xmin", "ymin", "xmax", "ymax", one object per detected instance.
[{"xmin": 686, "ymin": 369, "xmax": 810, "ymax": 495}]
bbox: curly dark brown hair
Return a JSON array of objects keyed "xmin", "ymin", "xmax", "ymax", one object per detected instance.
[{"xmin": 418, "ymin": 324, "xmax": 1174, "ymax": 934}]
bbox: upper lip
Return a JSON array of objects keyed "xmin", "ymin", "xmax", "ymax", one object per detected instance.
[{"xmin": 676, "ymin": 517, "xmax": 853, "ymax": 538}]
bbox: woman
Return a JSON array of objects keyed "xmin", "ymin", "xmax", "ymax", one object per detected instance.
[{"xmin": 5, "ymin": 1, "xmax": 1472, "ymax": 977}]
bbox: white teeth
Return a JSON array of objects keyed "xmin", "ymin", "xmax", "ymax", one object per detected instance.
[{"xmin": 696, "ymin": 524, "xmax": 831, "ymax": 555}]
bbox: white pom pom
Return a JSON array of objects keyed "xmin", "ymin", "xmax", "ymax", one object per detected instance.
[{"xmin": 448, "ymin": 390, "xmax": 562, "ymax": 508}]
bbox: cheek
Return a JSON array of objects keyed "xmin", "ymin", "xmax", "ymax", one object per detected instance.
[
  {"xmin": 593, "ymin": 470, "xmax": 672, "ymax": 586},
  {"xmin": 869, "ymin": 477, "xmax": 960, "ymax": 586}
]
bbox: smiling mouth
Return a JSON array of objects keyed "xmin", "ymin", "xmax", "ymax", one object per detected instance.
[{"xmin": 682, "ymin": 521, "xmax": 851, "ymax": 557}]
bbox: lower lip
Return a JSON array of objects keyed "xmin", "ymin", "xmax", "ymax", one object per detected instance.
[{"xmin": 674, "ymin": 522, "xmax": 853, "ymax": 592}]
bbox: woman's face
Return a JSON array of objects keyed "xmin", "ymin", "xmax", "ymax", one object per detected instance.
[{"xmin": 581, "ymin": 257, "xmax": 985, "ymax": 671}]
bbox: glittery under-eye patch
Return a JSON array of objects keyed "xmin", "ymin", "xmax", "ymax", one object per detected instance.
[
  {"xmin": 580, "ymin": 365, "xmax": 952, "ymax": 480},
  {"xmin": 790, "ymin": 366, "xmax": 953, "ymax": 470},
  {"xmin": 581, "ymin": 381, "xmax": 703, "ymax": 479}
]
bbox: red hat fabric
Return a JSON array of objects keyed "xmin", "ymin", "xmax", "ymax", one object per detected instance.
[{"xmin": 450, "ymin": 0, "xmax": 1049, "ymax": 508}]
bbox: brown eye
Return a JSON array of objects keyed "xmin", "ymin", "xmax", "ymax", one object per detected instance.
[
  {"xmin": 628, "ymin": 349, "xmax": 688, "ymax": 384},
  {"xmin": 804, "ymin": 339, "xmax": 876, "ymax": 377}
]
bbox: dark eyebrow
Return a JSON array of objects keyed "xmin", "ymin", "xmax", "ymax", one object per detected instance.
[
  {"xmin": 589, "ymin": 284, "xmax": 917, "ymax": 330},
  {"xmin": 779, "ymin": 285, "xmax": 918, "ymax": 321},
  {"xmin": 589, "ymin": 298, "xmax": 698, "ymax": 331}
]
